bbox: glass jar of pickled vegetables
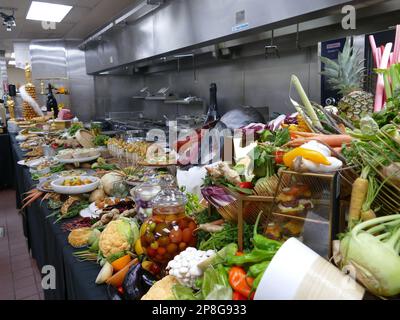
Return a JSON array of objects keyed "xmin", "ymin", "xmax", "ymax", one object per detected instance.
[
  {"xmin": 141, "ymin": 188, "xmax": 197, "ymax": 265},
  {"xmin": 131, "ymin": 178, "xmax": 161, "ymax": 222}
]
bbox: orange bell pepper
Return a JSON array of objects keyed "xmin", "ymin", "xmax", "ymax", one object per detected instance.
[{"xmin": 283, "ymin": 147, "xmax": 331, "ymax": 168}]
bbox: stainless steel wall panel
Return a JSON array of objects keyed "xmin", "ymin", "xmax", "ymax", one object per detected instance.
[
  {"xmin": 116, "ymin": 17, "xmax": 155, "ymax": 65},
  {"xmin": 30, "ymin": 40, "xmax": 68, "ymax": 80},
  {"xmin": 30, "ymin": 40, "xmax": 96, "ymax": 121},
  {"xmin": 66, "ymin": 41, "xmax": 96, "ymax": 122}
]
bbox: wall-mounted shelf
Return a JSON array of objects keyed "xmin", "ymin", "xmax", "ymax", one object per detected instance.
[
  {"xmin": 164, "ymin": 99, "xmax": 203, "ymax": 105},
  {"xmin": 145, "ymin": 96, "xmax": 176, "ymax": 101}
]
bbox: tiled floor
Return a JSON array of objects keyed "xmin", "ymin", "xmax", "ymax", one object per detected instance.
[{"xmin": 0, "ymin": 189, "xmax": 44, "ymax": 300}]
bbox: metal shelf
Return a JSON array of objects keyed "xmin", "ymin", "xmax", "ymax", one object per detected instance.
[
  {"xmin": 145, "ymin": 96, "xmax": 176, "ymax": 101},
  {"xmin": 164, "ymin": 99, "xmax": 203, "ymax": 105}
]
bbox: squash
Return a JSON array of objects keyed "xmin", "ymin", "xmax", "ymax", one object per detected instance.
[{"xmin": 101, "ymin": 172, "xmax": 125, "ymax": 196}]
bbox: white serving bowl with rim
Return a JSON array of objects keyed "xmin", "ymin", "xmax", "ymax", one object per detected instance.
[{"xmin": 51, "ymin": 176, "xmax": 100, "ymax": 195}]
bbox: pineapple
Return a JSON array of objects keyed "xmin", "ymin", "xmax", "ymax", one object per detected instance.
[{"xmin": 321, "ymin": 37, "xmax": 373, "ymax": 125}]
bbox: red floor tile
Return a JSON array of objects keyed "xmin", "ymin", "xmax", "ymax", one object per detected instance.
[
  {"xmin": 13, "ymin": 275, "xmax": 37, "ymax": 290},
  {"xmin": 15, "ymin": 284, "xmax": 39, "ymax": 300},
  {"xmin": 23, "ymin": 294, "xmax": 40, "ymax": 300},
  {"xmin": 12, "ymin": 266, "xmax": 34, "ymax": 280}
]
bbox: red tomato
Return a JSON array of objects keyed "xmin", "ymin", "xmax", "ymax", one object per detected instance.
[
  {"xmin": 182, "ymin": 228, "xmax": 193, "ymax": 243},
  {"xmin": 166, "ymin": 243, "xmax": 178, "ymax": 254},
  {"xmin": 149, "ymin": 263, "xmax": 161, "ymax": 275},
  {"xmin": 146, "ymin": 247, "xmax": 157, "ymax": 257},
  {"xmin": 157, "ymin": 247, "xmax": 166, "ymax": 255},
  {"xmin": 178, "ymin": 219, "xmax": 189, "ymax": 230},
  {"xmin": 178, "ymin": 242, "xmax": 187, "ymax": 251},
  {"xmin": 238, "ymin": 182, "xmax": 253, "ymax": 189},
  {"xmin": 188, "ymin": 221, "xmax": 197, "ymax": 231},
  {"xmin": 169, "ymin": 229, "xmax": 183, "ymax": 243},
  {"xmin": 274, "ymin": 150, "xmax": 285, "ymax": 164}
]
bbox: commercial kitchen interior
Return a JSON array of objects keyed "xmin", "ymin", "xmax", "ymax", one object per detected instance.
[{"xmin": 1, "ymin": 0, "xmax": 400, "ymax": 300}]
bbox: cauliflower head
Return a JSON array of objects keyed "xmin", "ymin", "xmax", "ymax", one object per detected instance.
[{"xmin": 99, "ymin": 220, "xmax": 133, "ymax": 259}]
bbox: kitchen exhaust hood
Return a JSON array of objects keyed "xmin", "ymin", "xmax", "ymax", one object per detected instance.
[{"xmin": 82, "ymin": 0, "xmax": 378, "ymax": 74}]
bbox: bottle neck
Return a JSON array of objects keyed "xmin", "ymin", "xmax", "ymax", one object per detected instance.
[{"xmin": 209, "ymin": 84, "xmax": 217, "ymax": 110}]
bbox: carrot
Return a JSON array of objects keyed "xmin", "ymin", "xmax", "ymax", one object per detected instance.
[
  {"xmin": 21, "ymin": 192, "xmax": 44, "ymax": 210},
  {"xmin": 290, "ymin": 131, "xmax": 318, "ymax": 137},
  {"xmin": 333, "ymin": 147, "xmax": 342, "ymax": 154},
  {"xmin": 348, "ymin": 171, "xmax": 369, "ymax": 229},
  {"xmin": 286, "ymin": 135, "xmax": 353, "ymax": 148},
  {"xmin": 111, "ymin": 254, "xmax": 132, "ymax": 272},
  {"xmin": 107, "ymin": 258, "xmax": 138, "ymax": 288}
]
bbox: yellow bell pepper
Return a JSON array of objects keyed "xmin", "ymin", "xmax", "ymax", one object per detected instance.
[
  {"xmin": 134, "ymin": 238, "xmax": 144, "ymax": 255},
  {"xmin": 283, "ymin": 147, "xmax": 331, "ymax": 168}
]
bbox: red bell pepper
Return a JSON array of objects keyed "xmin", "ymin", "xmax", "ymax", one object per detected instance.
[{"xmin": 229, "ymin": 266, "xmax": 255, "ymax": 299}]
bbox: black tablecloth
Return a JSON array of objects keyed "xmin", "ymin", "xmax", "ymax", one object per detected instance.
[
  {"xmin": 0, "ymin": 133, "xmax": 14, "ymax": 189},
  {"xmin": 10, "ymin": 134, "xmax": 108, "ymax": 300}
]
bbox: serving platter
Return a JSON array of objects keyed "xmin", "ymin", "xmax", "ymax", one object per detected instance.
[
  {"xmin": 56, "ymin": 154, "xmax": 100, "ymax": 164},
  {"xmin": 37, "ymin": 179, "xmax": 55, "ymax": 193},
  {"xmin": 51, "ymin": 176, "xmax": 100, "ymax": 195}
]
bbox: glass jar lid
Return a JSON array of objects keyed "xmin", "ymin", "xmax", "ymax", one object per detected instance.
[
  {"xmin": 150, "ymin": 187, "xmax": 187, "ymax": 208},
  {"xmin": 131, "ymin": 177, "xmax": 161, "ymax": 201}
]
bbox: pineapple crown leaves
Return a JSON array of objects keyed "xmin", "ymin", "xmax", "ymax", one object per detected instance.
[{"xmin": 320, "ymin": 37, "xmax": 366, "ymax": 96}]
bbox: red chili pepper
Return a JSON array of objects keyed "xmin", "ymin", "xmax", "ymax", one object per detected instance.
[
  {"xmin": 232, "ymin": 291, "xmax": 247, "ymax": 300},
  {"xmin": 238, "ymin": 182, "xmax": 253, "ymax": 189},
  {"xmin": 274, "ymin": 150, "xmax": 285, "ymax": 164},
  {"xmin": 229, "ymin": 266, "xmax": 255, "ymax": 299}
]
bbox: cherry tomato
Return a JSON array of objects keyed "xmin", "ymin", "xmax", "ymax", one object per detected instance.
[
  {"xmin": 178, "ymin": 242, "xmax": 187, "ymax": 251},
  {"xmin": 178, "ymin": 219, "xmax": 189, "ymax": 230},
  {"xmin": 182, "ymin": 228, "xmax": 193, "ymax": 243},
  {"xmin": 157, "ymin": 235, "xmax": 170, "ymax": 247},
  {"xmin": 149, "ymin": 263, "xmax": 161, "ymax": 275},
  {"xmin": 169, "ymin": 229, "xmax": 183, "ymax": 243},
  {"xmin": 157, "ymin": 247, "xmax": 166, "ymax": 255},
  {"xmin": 146, "ymin": 247, "xmax": 157, "ymax": 257},
  {"xmin": 188, "ymin": 221, "xmax": 197, "ymax": 231},
  {"xmin": 188, "ymin": 237, "xmax": 197, "ymax": 247},
  {"xmin": 144, "ymin": 232, "xmax": 155, "ymax": 244},
  {"xmin": 166, "ymin": 243, "xmax": 178, "ymax": 254}
]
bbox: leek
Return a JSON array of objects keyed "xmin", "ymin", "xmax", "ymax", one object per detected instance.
[
  {"xmin": 340, "ymin": 214, "xmax": 400, "ymax": 297},
  {"xmin": 290, "ymin": 75, "xmax": 322, "ymax": 129}
]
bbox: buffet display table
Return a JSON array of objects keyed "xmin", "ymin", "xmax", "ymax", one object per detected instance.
[
  {"xmin": 10, "ymin": 134, "xmax": 108, "ymax": 300},
  {"xmin": 0, "ymin": 133, "xmax": 14, "ymax": 189}
]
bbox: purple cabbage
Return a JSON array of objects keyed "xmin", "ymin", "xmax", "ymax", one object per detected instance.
[{"xmin": 201, "ymin": 186, "xmax": 236, "ymax": 209}]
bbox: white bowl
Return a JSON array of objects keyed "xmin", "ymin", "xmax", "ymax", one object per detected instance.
[
  {"xmin": 51, "ymin": 176, "xmax": 100, "ymax": 195},
  {"xmin": 254, "ymin": 238, "xmax": 365, "ymax": 300}
]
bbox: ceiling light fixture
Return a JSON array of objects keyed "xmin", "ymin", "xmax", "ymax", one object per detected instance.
[{"xmin": 26, "ymin": 1, "xmax": 72, "ymax": 23}]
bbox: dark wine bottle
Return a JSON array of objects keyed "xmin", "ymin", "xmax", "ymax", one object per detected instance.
[
  {"xmin": 46, "ymin": 83, "xmax": 58, "ymax": 118},
  {"xmin": 204, "ymin": 83, "xmax": 219, "ymax": 125}
]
